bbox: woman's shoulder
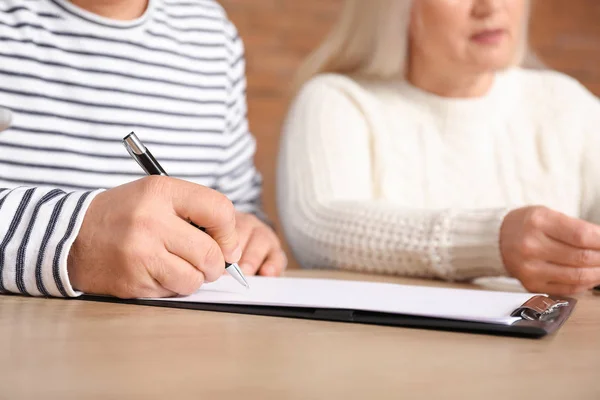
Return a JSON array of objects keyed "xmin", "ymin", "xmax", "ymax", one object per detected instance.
[
  {"xmin": 294, "ymin": 73, "xmax": 396, "ymax": 115},
  {"xmin": 297, "ymin": 73, "xmax": 373, "ymax": 97},
  {"xmin": 505, "ymin": 68, "xmax": 597, "ymax": 106}
]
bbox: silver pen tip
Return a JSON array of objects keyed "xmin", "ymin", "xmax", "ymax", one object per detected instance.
[{"xmin": 227, "ymin": 263, "xmax": 250, "ymax": 289}]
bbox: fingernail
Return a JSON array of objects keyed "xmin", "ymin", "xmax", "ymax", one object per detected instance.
[{"xmin": 231, "ymin": 246, "xmax": 242, "ymax": 263}]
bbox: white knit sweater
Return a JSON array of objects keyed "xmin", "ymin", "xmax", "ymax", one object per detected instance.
[{"xmin": 277, "ymin": 68, "xmax": 600, "ymax": 280}]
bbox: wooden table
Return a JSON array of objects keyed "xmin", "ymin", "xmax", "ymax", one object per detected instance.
[{"xmin": 1, "ymin": 270, "xmax": 599, "ymax": 400}]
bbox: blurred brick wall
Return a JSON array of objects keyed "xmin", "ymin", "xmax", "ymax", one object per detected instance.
[
  {"xmin": 220, "ymin": 0, "xmax": 600, "ymax": 268},
  {"xmin": 530, "ymin": 0, "xmax": 600, "ymax": 94}
]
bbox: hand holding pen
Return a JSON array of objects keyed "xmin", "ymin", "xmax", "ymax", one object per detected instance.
[
  {"xmin": 68, "ymin": 158, "xmax": 245, "ymax": 298},
  {"xmin": 123, "ymin": 132, "xmax": 249, "ymax": 288}
]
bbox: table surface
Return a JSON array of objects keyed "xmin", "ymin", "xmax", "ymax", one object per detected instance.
[{"xmin": 1, "ymin": 270, "xmax": 599, "ymax": 400}]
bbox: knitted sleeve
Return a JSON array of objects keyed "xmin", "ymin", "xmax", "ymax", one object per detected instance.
[{"xmin": 277, "ymin": 77, "xmax": 509, "ymax": 280}]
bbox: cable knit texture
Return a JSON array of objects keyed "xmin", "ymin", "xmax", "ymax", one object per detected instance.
[{"xmin": 277, "ymin": 68, "xmax": 600, "ymax": 280}]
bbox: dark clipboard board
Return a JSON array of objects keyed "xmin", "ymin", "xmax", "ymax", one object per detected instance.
[{"xmin": 81, "ymin": 294, "xmax": 577, "ymax": 339}]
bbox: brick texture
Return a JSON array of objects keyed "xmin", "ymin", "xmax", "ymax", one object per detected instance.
[{"xmin": 220, "ymin": 0, "xmax": 600, "ymax": 269}]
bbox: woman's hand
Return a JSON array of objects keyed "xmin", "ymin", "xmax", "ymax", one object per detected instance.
[
  {"xmin": 235, "ymin": 212, "xmax": 287, "ymax": 276},
  {"xmin": 500, "ymin": 206, "xmax": 600, "ymax": 295}
]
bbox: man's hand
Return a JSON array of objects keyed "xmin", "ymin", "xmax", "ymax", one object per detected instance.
[
  {"xmin": 68, "ymin": 176, "xmax": 241, "ymax": 298},
  {"xmin": 235, "ymin": 212, "xmax": 286, "ymax": 276}
]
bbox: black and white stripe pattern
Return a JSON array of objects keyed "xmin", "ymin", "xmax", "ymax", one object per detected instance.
[
  {"xmin": 0, "ymin": 187, "xmax": 94, "ymax": 297},
  {"xmin": 0, "ymin": 0, "xmax": 263, "ymax": 297}
]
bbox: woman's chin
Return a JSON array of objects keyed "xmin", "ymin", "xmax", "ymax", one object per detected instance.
[{"xmin": 466, "ymin": 57, "xmax": 516, "ymax": 73}]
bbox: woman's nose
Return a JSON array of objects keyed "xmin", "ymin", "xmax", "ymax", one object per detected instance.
[{"xmin": 472, "ymin": 0, "xmax": 504, "ymax": 19}]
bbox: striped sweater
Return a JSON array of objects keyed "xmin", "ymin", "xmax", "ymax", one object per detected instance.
[{"xmin": 0, "ymin": 0, "xmax": 262, "ymax": 297}]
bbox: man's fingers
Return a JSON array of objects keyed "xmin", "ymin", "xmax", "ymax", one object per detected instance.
[
  {"xmin": 235, "ymin": 216, "xmax": 255, "ymax": 254},
  {"xmin": 238, "ymin": 229, "xmax": 273, "ymax": 275},
  {"xmin": 221, "ymin": 217, "xmax": 253, "ymax": 276},
  {"xmin": 540, "ymin": 236, "xmax": 600, "ymax": 267},
  {"xmin": 150, "ymin": 252, "xmax": 206, "ymax": 296},
  {"xmin": 157, "ymin": 177, "xmax": 241, "ymax": 264},
  {"xmin": 259, "ymin": 250, "xmax": 287, "ymax": 277},
  {"xmin": 541, "ymin": 210, "xmax": 600, "ymax": 249},
  {"xmin": 112, "ymin": 274, "xmax": 175, "ymax": 299},
  {"xmin": 162, "ymin": 216, "xmax": 225, "ymax": 283}
]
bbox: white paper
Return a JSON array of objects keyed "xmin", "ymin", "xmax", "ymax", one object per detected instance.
[{"xmin": 151, "ymin": 276, "xmax": 538, "ymax": 325}]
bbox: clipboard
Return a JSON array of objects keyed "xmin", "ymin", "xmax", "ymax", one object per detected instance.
[{"xmin": 81, "ymin": 277, "xmax": 577, "ymax": 339}]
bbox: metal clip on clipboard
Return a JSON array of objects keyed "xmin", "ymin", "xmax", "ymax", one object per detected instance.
[{"xmin": 511, "ymin": 295, "xmax": 570, "ymax": 321}]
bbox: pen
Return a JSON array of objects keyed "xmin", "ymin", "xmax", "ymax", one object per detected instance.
[{"xmin": 123, "ymin": 132, "xmax": 249, "ymax": 289}]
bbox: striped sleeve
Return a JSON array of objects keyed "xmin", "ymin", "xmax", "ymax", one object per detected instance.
[
  {"xmin": 0, "ymin": 186, "xmax": 101, "ymax": 297},
  {"xmin": 215, "ymin": 18, "xmax": 267, "ymax": 222}
]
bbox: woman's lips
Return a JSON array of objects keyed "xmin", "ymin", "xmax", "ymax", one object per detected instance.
[{"xmin": 471, "ymin": 29, "xmax": 507, "ymax": 45}]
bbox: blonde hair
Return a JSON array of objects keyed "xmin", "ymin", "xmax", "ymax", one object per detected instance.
[{"xmin": 296, "ymin": 0, "xmax": 538, "ymax": 89}]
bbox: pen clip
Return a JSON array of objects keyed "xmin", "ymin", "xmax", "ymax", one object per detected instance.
[
  {"xmin": 123, "ymin": 140, "xmax": 150, "ymax": 174},
  {"xmin": 123, "ymin": 132, "xmax": 168, "ymax": 176}
]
